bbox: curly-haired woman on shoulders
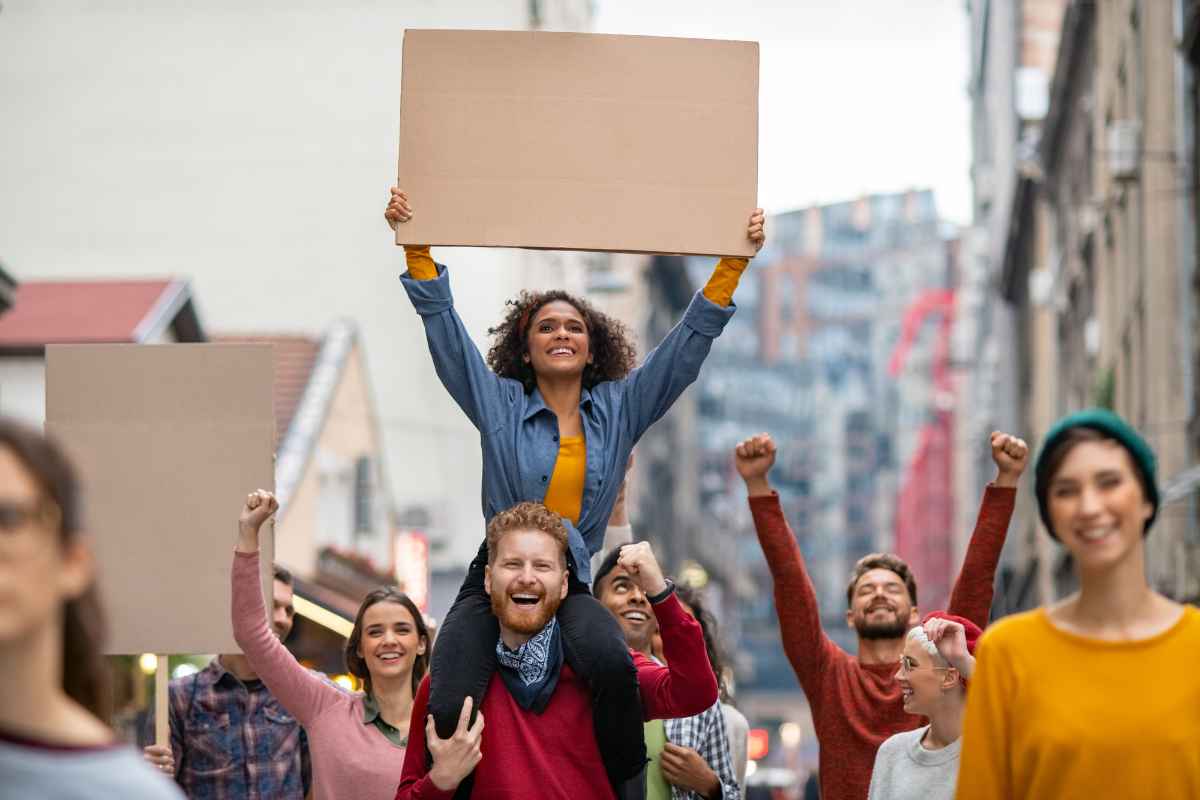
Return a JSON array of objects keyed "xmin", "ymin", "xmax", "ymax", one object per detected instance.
[{"xmin": 385, "ymin": 186, "xmax": 764, "ymax": 793}]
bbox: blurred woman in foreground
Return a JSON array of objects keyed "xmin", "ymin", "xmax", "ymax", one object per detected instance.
[{"xmin": 0, "ymin": 418, "xmax": 181, "ymax": 798}]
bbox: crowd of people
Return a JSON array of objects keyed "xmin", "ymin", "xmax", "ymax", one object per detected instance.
[{"xmin": 1, "ymin": 187, "xmax": 1197, "ymax": 800}]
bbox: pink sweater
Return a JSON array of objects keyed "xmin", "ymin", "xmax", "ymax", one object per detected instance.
[{"xmin": 232, "ymin": 550, "xmax": 405, "ymax": 800}]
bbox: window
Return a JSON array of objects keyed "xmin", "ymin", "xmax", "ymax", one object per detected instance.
[{"xmin": 354, "ymin": 456, "xmax": 372, "ymax": 536}]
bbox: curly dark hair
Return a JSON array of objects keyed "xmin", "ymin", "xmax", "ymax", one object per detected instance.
[{"xmin": 485, "ymin": 290, "xmax": 637, "ymax": 393}]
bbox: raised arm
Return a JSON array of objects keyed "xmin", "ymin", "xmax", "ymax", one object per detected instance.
[
  {"xmin": 947, "ymin": 433, "xmax": 1028, "ymax": 628},
  {"xmin": 736, "ymin": 434, "xmax": 842, "ymax": 698},
  {"xmin": 619, "ymin": 542, "xmax": 718, "ymax": 719},
  {"xmin": 385, "ymin": 186, "xmax": 511, "ymax": 431},
  {"xmin": 617, "ymin": 210, "xmax": 765, "ymax": 441},
  {"xmin": 232, "ymin": 491, "xmax": 343, "ymax": 726},
  {"xmin": 386, "ymin": 189, "xmax": 439, "ymax": 281},
  {"xmin": 590, "ymin": 453, "xmax": 635, "ymax": 578},
  {"xmin": 699, "ymin": 208, "xmax": 763, "ymax": 308}
]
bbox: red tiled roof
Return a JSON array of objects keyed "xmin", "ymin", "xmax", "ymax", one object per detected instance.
[
  {"xmin": 215, "ymin": 334, "xmax": 321, "ymax": 447},
  {"xmin": 0, "ymin": 280, "xmax": 179, "ymax": 346}
]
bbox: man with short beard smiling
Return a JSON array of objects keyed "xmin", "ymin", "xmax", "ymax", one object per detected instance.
[
  {"xmin": 734, "ymin": 431, "xmax": 1028, "ymax": 800},
  {"xmin": 395, "ymin": 502, "xmax": 718, "ymax": 800}
]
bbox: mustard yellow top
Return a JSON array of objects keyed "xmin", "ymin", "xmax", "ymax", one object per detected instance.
[
  {"xmin": 402, "ymin": 245, "xmax": 749, "ymax": 522},
  {"xmin": 955, "ymin": 605, "xmax": 1200, "ymax": 800},
  {"xmin": 542, "ymin": 435, "xmax": 586, "ymax": 524}
]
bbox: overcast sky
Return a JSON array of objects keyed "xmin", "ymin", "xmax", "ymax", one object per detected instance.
[{"xmin": 594, "ymin": 0, "xmax": 973, "ymax": 225}]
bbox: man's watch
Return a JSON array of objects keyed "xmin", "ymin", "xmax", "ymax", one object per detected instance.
[{"xmin": 646, "ymin": 578, "xmax": 676, "ymax": 605}]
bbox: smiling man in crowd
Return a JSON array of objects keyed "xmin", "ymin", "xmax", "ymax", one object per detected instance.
[
  {"xmin": 395, "ymin": 501, "xmax": 718, "ymax": 800},
  {"xmin": 734, "ymin": 431, "xmax": 1027, "ymax": 800},
  {"xmin": 595, "ymin": 545, "xmax": 740, "ymax": 800}
]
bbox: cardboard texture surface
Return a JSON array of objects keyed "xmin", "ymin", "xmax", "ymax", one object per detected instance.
[
  {"xmin": 45, "ymin": 344, "xmax": 276, "ymax": 655},
  {"xmin": 396, "ymin": 30, "xmax": 759, "ymax": 257}
]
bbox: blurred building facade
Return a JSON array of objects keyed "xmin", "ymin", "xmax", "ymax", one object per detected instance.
[
  {"xmin": 960, "ymin": 0, "xmax": 1068, "ymax": 614},
  {"xmin": 0, "ymin": 277, "xmax": 410, "ymax": 672},
  {"xmin": 0, "ymin": 0, "xmax": 602, "ymax": 616},
  {"xmin": 616, "ymin": 192, "xmax": 958, "ymax": 770},
  {"xmin": 978, "ymin": 0, "xmax": 1200, "ymax": 606}
]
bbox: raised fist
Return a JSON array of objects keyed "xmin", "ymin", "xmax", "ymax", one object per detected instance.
[
  {"xmin": 239, "ymin": 490, "xmax": 279, "ymax": 534},
  {"xmin": 734, "ymin": 433, "xmax": 776, "ymax": 483},
  {"xmin": 616, "ymin": 541, "xmax": 668, "ymax": 598},
  {"xmin": 990, "ymin": 432, "xmax": 1029, "ymax": 488}
]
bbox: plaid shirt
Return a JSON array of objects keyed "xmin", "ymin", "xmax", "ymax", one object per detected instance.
[
  {"xmin": 144, "ymin": 658, "xmax": 311, "ymax": 800},
  {"xmin": 665, "ymin": 702, "xmax": 740, "ymax": 800}
]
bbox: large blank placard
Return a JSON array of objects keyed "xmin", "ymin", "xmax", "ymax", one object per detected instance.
[
  {"xmin": 396, "ymin": 29, "xmax": 759, "ymax": 257},
  {"xmin": 46, "ymin": 344, "xmax": 275, "ymax": 655}
]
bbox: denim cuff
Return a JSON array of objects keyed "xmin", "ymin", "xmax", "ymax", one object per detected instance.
[
  {"xmin": 399, "ymin": 263, "xmax": 453, "ymax": 315},
  {"xmin": 681, "ymin": 290, "xmax": 737, "ymax": 338}
]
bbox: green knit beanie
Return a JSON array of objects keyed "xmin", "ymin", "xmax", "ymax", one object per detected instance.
[{"xmin": 1034, "ymin": 408, "xmax": 1159, "ymax": 538}]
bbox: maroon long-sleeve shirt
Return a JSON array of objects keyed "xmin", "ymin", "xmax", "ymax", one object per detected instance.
[
  {"xmin": 395, "ymin": 592, "xmax": 717, "ymax": 800},
  {"xmin": 750, "ymin": 485, "xmax": 1015, "ymax": 800}
]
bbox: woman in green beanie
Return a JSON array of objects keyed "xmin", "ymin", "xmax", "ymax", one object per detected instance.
[{"xmin": 955, "ymin": 409, "xmax": 1200, "ymax": 800}]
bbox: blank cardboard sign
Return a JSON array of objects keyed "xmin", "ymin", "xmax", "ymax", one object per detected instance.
[
  {"xmin": 45, "ymin": 344, "xmax": 275, "ymax": 655},
  {"xmin": 396, "ymin": 30, "xmax": 759, "ymax": 257}
]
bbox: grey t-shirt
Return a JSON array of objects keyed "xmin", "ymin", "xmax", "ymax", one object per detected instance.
[
  {"xmin": 866, "ymin": 725, "xmax": 961, "ymax": 800},
  {"xmin": 0, "ymin": 733, "xmax": 184, "ymax": 800}
]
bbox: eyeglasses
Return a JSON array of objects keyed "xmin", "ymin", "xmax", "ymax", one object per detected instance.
[
  {"xmin": 0, "ymin": 499, "xmax": 60, "ymax": 536},
  {"xmin": 898, "ymin": 655, "xmax": 952, "ymax": 677}
]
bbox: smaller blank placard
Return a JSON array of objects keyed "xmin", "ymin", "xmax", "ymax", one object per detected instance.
[
  {"xmin": 396, "ymin": 29, "xmax": 759, "ymax": 257},
  {"xmin": 45, "ymin": 344, "xmax": 275, "ymax": 655}
]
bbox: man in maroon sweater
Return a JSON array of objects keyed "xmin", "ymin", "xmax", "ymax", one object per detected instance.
[
  {"xmin": 734, "ymin": 431, "xmax": 1028, "ymax": 800},
  {"xmin": 396, "ymin": 501, "xmax": 717, "ymax": 800}
]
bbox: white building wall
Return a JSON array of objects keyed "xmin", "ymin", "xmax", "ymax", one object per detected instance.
[
  {"xmin": 0, "ymin": 358, "xmax": 47, "ymax": 426},
  {"xmin": 0, "ymin": 0, "xmax": 595, "ymax": 568}
]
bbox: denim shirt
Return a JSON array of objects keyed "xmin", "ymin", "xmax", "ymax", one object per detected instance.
[{"xmin": 401, "ymin": 264, "xmax": 735, "ymax": 584}]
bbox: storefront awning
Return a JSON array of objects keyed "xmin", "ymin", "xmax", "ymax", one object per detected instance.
[
  {"xmin": 291, "ymin": 576, "xmax": 357, "ymax": 638},
  {"xmin": 293, "ymin": 595, "xmax": 353, "ymax": 638}
]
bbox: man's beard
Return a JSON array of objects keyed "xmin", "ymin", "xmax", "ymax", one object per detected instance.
[
  {"xmin": 492, "ymin": 588, "xmax": 563, "ymax": 635},
  {"xmin": 854, "ymin": 611, "xmax": 908, "ymax": 640}
]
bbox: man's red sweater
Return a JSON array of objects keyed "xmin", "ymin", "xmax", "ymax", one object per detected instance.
[
  {"xmin": 395, "ymin": 592, "xmax": 717, "ymax": 800},
  {"xmin": 750, "ymin": 485, "xmax": 1014, "ymax": 800}
]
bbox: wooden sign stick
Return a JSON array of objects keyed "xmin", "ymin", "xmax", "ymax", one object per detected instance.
[{"xmin": 155, "ymin": 655, "xmax": 169, "ymax": 747}]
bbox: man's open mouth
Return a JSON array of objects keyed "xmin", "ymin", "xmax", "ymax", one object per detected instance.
[{"xmin": 511, "ymin": 593, "xmax": 541, "ymax": 607}]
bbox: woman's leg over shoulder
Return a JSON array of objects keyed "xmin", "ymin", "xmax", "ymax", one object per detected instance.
[
  {"xmin": 559, "ymin": 591, "xmax": 646, "ymax": 785},
  {"xmin": 428, "ymin": 543, "xmax": 497, "ymax": 739}
]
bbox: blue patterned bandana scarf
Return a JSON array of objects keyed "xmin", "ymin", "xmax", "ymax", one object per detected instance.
[{"xmin": 495, "ymin": 617, "xmax": 563, "ymax": 713}]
